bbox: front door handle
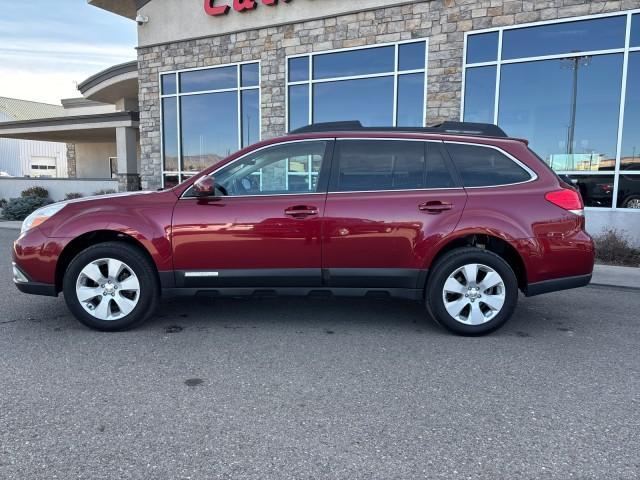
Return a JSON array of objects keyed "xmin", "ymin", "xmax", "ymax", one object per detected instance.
[
  {"xmin": 419, "ymin": 201, "xmax": 453, "ymax": 214},
  {"xmin": 284, "ymin": 205, "xmax": 319, "ymax": 217}
]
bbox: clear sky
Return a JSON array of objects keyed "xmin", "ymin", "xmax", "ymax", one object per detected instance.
[{"xmin": 0, "ymin": 0, "xmax": 137, "ymax": 105}]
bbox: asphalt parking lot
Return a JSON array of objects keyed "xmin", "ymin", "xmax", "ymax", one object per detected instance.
[{"xmin": 0, "ymin": 228, "xmax": 638, "ymax": 480}]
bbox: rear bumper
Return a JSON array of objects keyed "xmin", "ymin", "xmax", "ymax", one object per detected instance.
[{"xmin": 525, "ymin": 273, "xmax": 592, "ymax": 297}]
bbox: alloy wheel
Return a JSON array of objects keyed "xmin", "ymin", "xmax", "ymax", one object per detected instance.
[
  {"xmin": 625, "ymin": 198, "xmax": 640, "ymax": 209},
  {"xmin": 442, "ymin": 263, "xmax": 506, "ymax": 325},
  {"xmin": 75, "ymin": 258, "xmax": 141, "ymax": 321}
]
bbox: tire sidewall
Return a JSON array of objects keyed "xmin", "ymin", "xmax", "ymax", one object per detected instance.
[
  {"xmin": 63, "ymin": 243, "xmax": 158, "ymax": 331},
  {"xmin": 427, "ymin": 249, "xmax": 518, "ymax": 336}
]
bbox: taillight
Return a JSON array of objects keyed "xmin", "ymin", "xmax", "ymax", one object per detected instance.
[{"xmin": 545, "ymin": 188, "xmax": 584, "ymax": 216}]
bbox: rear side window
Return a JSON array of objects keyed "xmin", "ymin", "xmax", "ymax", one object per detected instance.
[
  {"xmin": 426, "ymin": 143, "xmax": 457, "ymax": 189},
  {"xmin": 332, "ymin": 140, "xmax": 455, "ymax": 192},
  {"xmin": 445, "ymin": 143, "xmax": 532, "ymax": 187}
]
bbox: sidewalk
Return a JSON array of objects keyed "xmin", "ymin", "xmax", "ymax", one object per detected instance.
[{"xmin": 591, "ymin": 264, "xmax": 640, "ymax": 290}]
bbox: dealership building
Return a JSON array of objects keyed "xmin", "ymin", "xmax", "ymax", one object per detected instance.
[{"xmin": 53, "ymin": 0, "xmax": 640, "ymax": 238}]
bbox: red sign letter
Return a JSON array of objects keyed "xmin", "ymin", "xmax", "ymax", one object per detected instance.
[
  {"xmin": 233, "ymin": 0, "xmax": 257, "ymax": 11},
  {"xmin": 204, "ymin": 0, "xmax": 230, "ymax": 16},
  {"xmin": 262, "ymin": 0, "xmax": 292, "ymax": 4}
]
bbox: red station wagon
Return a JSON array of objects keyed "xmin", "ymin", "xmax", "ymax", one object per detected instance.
[{"xmin": 12, "ymin": 121, "xmax": 595, "ymax": 335}]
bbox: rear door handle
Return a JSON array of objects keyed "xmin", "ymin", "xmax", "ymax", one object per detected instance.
[
  {"xmin": 419, "ymin": 201, "xmax": 453, "ymax": 214},
  {"xmin": 284, "ymin": 205, "xmax": 319, "ymax": 217}
]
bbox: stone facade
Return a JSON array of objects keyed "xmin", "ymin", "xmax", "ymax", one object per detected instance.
[
  {"xmin": 66, "ymin": 143, "xmax": 76, "ymax": 178},
  {"xmin": 117, "ymin": 173, "xmax": 142, "ymax": 192},
  {"xmin": 137, "ymin": 0, "xmax": 637, "ymax": 190}
]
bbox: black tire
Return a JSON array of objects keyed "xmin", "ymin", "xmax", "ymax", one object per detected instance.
[
  {"xmin": 426, "ymin": 247, "xmax": 518, "ymax": 336},
  {"xmin": 63, "ymin": 242, "xmax": 160, "ymax": 331},
  {"xmin": 622, "ymin": 195, "xmax": 640, "ymax": 209}
]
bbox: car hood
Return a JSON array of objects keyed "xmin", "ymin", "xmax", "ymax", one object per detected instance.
[{"xmin": 56, "ymin": 190, "xmax": 162, "ymax": 207}]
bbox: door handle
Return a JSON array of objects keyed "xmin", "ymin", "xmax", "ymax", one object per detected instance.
[
  {"xmin": 419, "ymin": 201, "xmax": 453, "ymax": 214},
  {"xmin": 284, "ymin": 205, "xmax": 319, "ymax": 217}
]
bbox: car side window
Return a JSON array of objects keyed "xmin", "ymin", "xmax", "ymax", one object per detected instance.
[
  {"xmin": 445, "ymin": 143, "xmax": 532, "ymax": 187},
  {"xmin": 214, "ymin": 141, "xmax": 329, "ymax": 196},
  {"xmin": 334, "ymin": 140, "xmax": 424, "ymax": 192},
  {"xmin": 332, "ymin": 140, "xmax": 456, "ymax": 192},
  {"xmin": 426, "ymin": 143, "xmax": 457, "ymax": 188}
]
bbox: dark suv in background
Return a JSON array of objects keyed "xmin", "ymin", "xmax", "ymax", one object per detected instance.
[{"xmin": 12, "ymin": 122, "xmax": 594, "ymax": 335}]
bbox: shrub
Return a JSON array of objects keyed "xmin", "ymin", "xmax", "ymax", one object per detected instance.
[
  {"xmin": 593, "ymin": 228, "xmax": 640, "ymax": 268},
  {"xmin": 0, "ymin": 198, "xmax": 7, "ymax": 209},
  {"xmin": 64, "ymin": 192, "xmax": 84, "ymax": 200},
  {"xmin": 93, "ymin": 189, "xmax": 117, "ymax": 196},
  {"xmin": 21, "ymin": 186, "xmax": 49, "ymax": 199},
  {"xmin": 2, "ymin": 196, "xmax": 53, "ymax": 221}
]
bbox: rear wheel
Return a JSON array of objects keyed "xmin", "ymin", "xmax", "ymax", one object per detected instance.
[
  {"xmin": 426, "ymin": 247, "xmax": 518, "ymax": 336},
  {"xmin": 63, "ymin": 242, "xmax": 159, "ymax": 331}
]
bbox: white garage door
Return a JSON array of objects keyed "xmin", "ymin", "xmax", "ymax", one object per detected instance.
[{"xmin": 30, "ymin": 156, "xmax": 57, "ymax": 178}]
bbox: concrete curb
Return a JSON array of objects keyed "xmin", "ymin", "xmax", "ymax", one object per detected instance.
[
  {"xmin": 591, "ymin": 264, "xmax": 640, "ymax": 290},
  {"xmin": 0, "ymin": 221, "xmax": 21, "ymax": 230}
]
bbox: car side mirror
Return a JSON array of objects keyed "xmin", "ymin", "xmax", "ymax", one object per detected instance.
[{"xmin": 193, "ymin": 176, "xmax": 216, "ymax": 197}]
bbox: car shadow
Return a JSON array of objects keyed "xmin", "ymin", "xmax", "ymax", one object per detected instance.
[
  {"xmin": 146, "ymin": 293, "xmax": 554, "ymax": 338},
  {"xmin": 154, "ymin": 294, "xmax": 444, "ymax": 333},
  {"xmin": 2, "ymin": 287, "xmax": 590, "ymax": 339}
]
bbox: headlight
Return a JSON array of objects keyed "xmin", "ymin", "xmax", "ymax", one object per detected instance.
[{"xmin": 21, "ymin": 203, "xmax": 67, "ymax": 234}]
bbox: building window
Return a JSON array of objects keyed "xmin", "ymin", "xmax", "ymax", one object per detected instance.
[
  {"xmin": 160, "ymin": 62, "xmax": 261, "ymax": 187},
  {"xmin": 286, "ymin": 40, "xmax": 428, "ymax": 132},
  {"xmin": 109, "ymin": 157, "xmax": 118, "ymax": 179},
  {"xmin": 462, "ymin": 11, "xmax": 640, "ymax": 210}
]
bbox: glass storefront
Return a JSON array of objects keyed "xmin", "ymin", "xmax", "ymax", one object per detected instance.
[
  {"xmin": 287, "ymin": 40, "xmax": 428, "ymax": 131},
  {"xmin": 463, "ymin": 11, "xmax": 640, "ymax": 210},
  {"xmin": 498, "ymin": 54, "xmax": 623, "ymax": 172},
  {"xmin": 160, "ymin": 62, "xmax": 260, "ymax": 187},
  {"xmin": 156, "ymin": 11, "xmax": 639, "ymax": 206}
]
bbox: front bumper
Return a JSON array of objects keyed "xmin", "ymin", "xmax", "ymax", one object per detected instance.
[
  {"xmin": 12, "ymin": 226, "xmax": 64, "ymax": 297},
  {"xmin": 12, "ymin": 262, "xmax": 57, "ymax": 297}
]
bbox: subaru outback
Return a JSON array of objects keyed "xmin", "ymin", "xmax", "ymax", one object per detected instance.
[{"xmin": 12, "ymin": 121, "xmax": 594, "ymax": 335}]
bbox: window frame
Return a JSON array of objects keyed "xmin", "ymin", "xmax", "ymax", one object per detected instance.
[
  {"xmin": 461, "ymin": 8, "xmax": 640, "ymax": 211},
  {"xmin": 443, "ymin": 141, "xmax": 537, "ymax": 189},
  {"xmin": 328, "ymin": 138, "xmax": 463, "ymax": 194},
  {"xmin": 285, "ymin": 38, "xmax": 429, "ymax": 132},
  {"xmin": 181, "ymin": 138, "xmax": 335, "ymax": 199},
  {"xmin": 617, "ymin": 172, "xmax": 640, "ymax": 209},
  {"xmin": 159, "ymin": 60, "xmax": 262, "ymax": 188}
]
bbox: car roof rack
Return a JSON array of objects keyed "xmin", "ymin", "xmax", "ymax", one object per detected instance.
[{"xmin": 290, "ymin": 121, "xmax": 509, "ymax": 138}]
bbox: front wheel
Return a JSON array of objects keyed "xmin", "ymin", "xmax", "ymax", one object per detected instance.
[
  {"xmin": 63, "ymin": 242, "xmax": 159, "ymax": 331},
  {"xmin": 426, "ymin": 248, "xmax": 519, "ymax": 336}
]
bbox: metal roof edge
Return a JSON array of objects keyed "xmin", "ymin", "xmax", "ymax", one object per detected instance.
[
  {"xmin": 0, "ymin": 111, "xmax": 140, "ymax": 130},
  {"xmin": 77, "ymin": 61, "xmax": 138, "ymax": 94}
]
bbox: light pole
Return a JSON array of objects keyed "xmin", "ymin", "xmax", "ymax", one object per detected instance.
[{"xmin": 562, "ymin": 55, "xmax": 591, "ymax": 157}]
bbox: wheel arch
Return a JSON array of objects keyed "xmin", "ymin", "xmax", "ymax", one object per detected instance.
[
  {"xmin": 55, "ymin": 230, "xmax": 159, "ymax": 294},
  {"xmin": 426, "ymin": 233, "xmax": 528, "ymax": 291}
]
